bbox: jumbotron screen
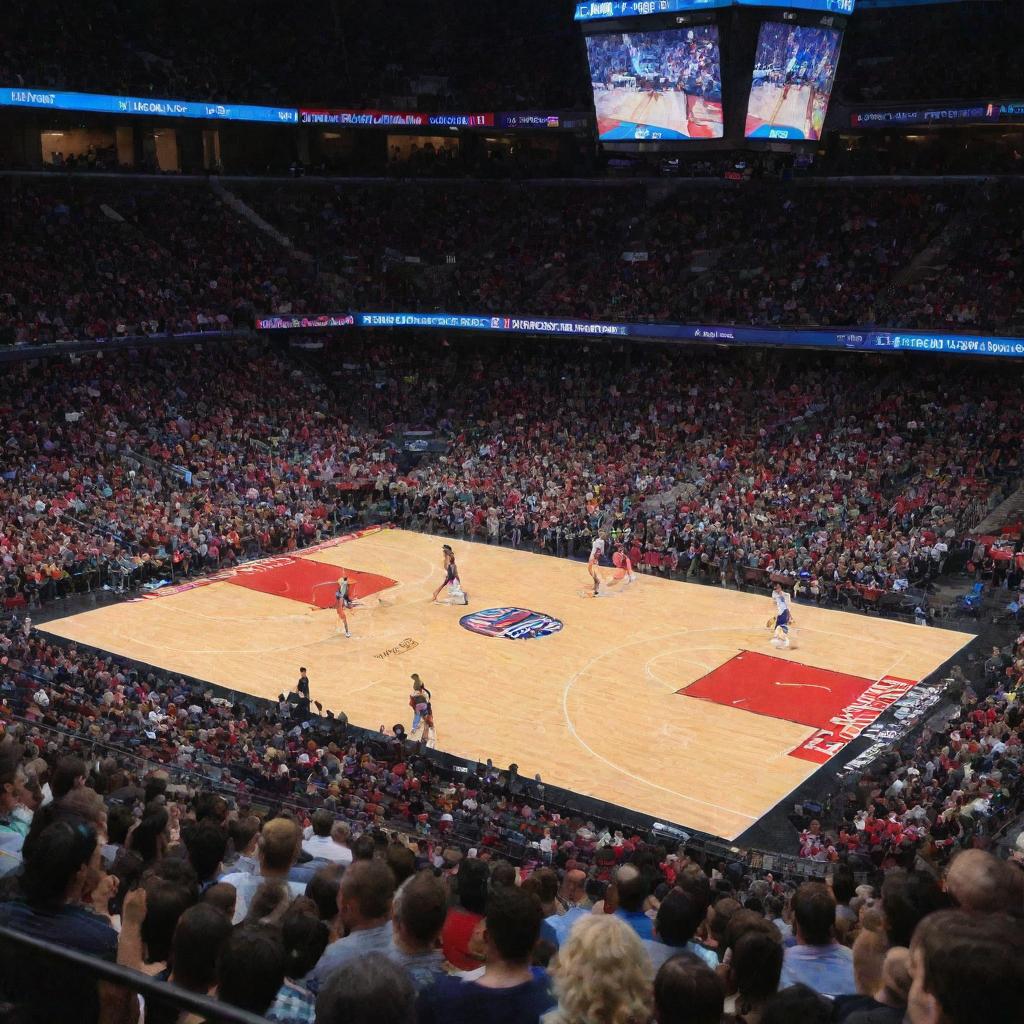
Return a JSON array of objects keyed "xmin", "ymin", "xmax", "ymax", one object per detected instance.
[
  {"xmin": 744, "ymin": 21, "xmax": 843, "ymax": 141},
  {"xmin": 574, "ymin": 1, "xmax": 854, "ymax": 19},
  {"xmin": 586, "ymin": 26, "xmax": 723, "ymax": 141}
]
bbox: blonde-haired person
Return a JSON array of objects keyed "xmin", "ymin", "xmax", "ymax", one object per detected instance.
[{"xmin": 545, "ymin": 913, "xmax": 654, "ymax": 1024}]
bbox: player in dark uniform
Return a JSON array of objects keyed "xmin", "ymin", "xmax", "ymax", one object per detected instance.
[
  {"xmin": 409, "ymin": 674, "xmax": 432, "ymax": 735},
  {"xmin": 431, "ymin": 544, "xmax": 468, "ymax": 604},
  {"xmin": 335, "ymin": 575, "xmax": 352, "ymax": 636}
]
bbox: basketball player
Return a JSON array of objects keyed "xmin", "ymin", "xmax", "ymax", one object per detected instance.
[
  {"xmin": 769, "ymin": 581, "xmax": 794, "ymax": 649},
  {"xmin": 588, "ymin": 532, "xmax": 607, "ymax": 596},
  {"xmin": 609, "ymin": 545, "xmax": 636, "ymax": 587},
  {"xmin": 409, "ymin": 674, "xmax": 432, "ymax": 735},
  {"xmin": 311, "ymin": 572, "xmax": 360, "ymax": 610},
  {"xmin": 419, "ymin": 695, "xmax": 437, "ymax": 748},
  {"xmin": 431, "ymin": 544, "xmax": 468, "ymax": 605},
  {"xmin": 781, "ymin": 41, "xmax": 800, "ymax": 102},
  {"xmin": 335, "ymin": 575, "xmax": 352, "ymax": 637}
]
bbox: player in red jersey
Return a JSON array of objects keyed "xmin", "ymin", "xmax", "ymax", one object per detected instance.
[{"xmin": 608, "ymin": 546, "xmax": 636, "ymax": 588}]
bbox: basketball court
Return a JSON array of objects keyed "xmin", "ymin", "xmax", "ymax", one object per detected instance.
[
  {"xmin": 595, "ymin": 87, "xmax": 723, "ymax": 140},
  {"xmin": 745, "ymin": 82, "xmax": 820, "ymax": 140},
  {"xmin": 37, "ymin": 527, "xmax": 973, "ymax": 841}
]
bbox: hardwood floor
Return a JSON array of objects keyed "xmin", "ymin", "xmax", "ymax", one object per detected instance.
[{"xmin": 39, "ymin": 528, "xmax": 974, "ymax": 840}]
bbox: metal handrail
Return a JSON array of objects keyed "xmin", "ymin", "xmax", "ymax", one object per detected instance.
[{"xmin": 0, "ymin": 924, "xmax": 269, "ymax": 1024}]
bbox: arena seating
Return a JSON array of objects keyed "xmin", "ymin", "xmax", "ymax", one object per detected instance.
[
  {"xmin": 1, "ymin": 336, "xmax": 1018, "ymax": 616},
  {"xmin": 3, "ymin": 177, "xmax": 1023, "ymax": 339},
  {"xmin": 0, "ymin": 278, "xmax": 1020, "ymax": 1024},
  {"xmin": 234, "ymin": 179, "xmax": 1024, "ymax": 334},
  {"xmin": 230, "ymin": 180, "xmax": 646, "ymax": 315},
  {"xmin": 882, "ymin": 184, "xmax": 1024, "ymax": 334},
  {"xmin": 0, "ymin": 178, "xmax": 330, "ymax": 345}
]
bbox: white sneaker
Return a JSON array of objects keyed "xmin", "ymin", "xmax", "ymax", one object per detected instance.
[{"xmin": 345, "ymin": 630, "xmax": 351, "ymax": 638}]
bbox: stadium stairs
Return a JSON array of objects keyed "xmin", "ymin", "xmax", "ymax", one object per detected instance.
[
  {"xmin": 969, "ymin": 483, "xmax": 1024, "ymax": 537},
  {"xmin": 884, "ymin": 191, "xmax": 984, "ymax": 299},
  {"xmin": 211, "ymin": 178, "xmax": 307, "ymax": 255},
  {"xmin": 639, "ymin": 480, "xmax": 700, "ymax": 512}
]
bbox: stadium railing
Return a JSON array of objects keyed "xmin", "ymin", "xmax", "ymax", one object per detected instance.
[
  {"xmin": 0, "ymin": 328, "xmax": 249, "ymax": 361},
  {"xmin": 0, "ymin": 924, "xmax": 268, "ymax": 1024}
]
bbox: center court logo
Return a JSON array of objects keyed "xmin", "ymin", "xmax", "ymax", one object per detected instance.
[{"xmin": 459, "ymin": 607, "xmax": 564, "ymax": 640}]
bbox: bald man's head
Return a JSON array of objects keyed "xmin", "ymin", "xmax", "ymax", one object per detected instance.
[
  {"xmin": 946, "ymin": 850, "xmax": 1024, "ymax": 914},
  {"xmin": 613, "ymin": 864, "xmax": 649, "ymax": 912}
]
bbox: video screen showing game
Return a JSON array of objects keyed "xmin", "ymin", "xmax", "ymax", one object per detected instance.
[
  {"xmin": 740, "ymin": 0, "xmax": 853, "ymax": 11},
  {"xmin": 586, "ymin": 26, "xmax": 723, "ymax": 141},
  {"xmin": 573, "ymin": 1, "xmax": 853, "ymax": 21},
  {"xmin": 744, "ymin": 21, "xmax": 842, "ymax": 140}
]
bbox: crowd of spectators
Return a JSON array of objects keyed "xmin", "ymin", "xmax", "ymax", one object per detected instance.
[
  {"xmin": 798, "ymin": 655, "xmax": 1024, "ymax": 866},
  {"xmin": 236, "ymin": 178, "xmax": 1024, "ymax": 335},
  {"xmin": 0, "ymin": 178, "xmax": 331, "ymax": 346},
  {"xmin": 3, "ymin": 176, "xmax": 1023, "ymax": 342},
  {"xmin": 252, "ymin": 179, "xmax": 645, "ymax": 309},
  {"xmin": 0, "ymin": 341, "xmax": 389, "ymax": 609},
  {"xmin": 883, "ymin": 183, "xmax": 1024, "ymax": 334},
  {"xmin": 232, "ymin": 181, "xmax": 644, "ymax": 315},
  {"xmin": 2, "ymin": 336, "xmax": 1019, "ymax": 618},
  {"xmin": 0, "ymin": 241, "xmax": 1020, "ymax": 1024},
  {"xmin": 346, "ymin": 338, "xmax": 1015, "ymax": 615},
  {"xmin": 526, "ymin": 186, "xmax": 956, "ymax": 328},
  {"xmin": 2, "ymin": 5, "xmax": 1024, "ymax": 1019}
]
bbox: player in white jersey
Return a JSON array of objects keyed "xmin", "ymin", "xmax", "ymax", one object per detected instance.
[
  {"xmin": 588, "ymin": 534, "xmax": 607, "ymax": 597},
  {"xmin": 768, "ymin": 581, "xmax": 794, "ymax": 648}
]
